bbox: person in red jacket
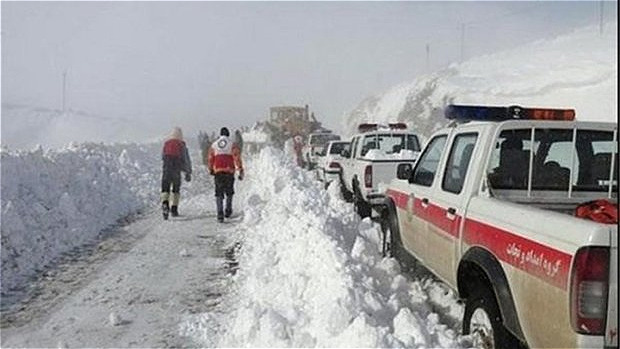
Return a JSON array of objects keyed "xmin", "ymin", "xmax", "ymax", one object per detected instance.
[
  {"xmin": 161, "ymin": 127, "xmax": 192, "ymax": 220},
  {"xmin": 207, "ymin": 127, "xmax": 244, "ymax": 222}
]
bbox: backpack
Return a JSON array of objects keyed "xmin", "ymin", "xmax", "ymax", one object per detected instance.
[
  {"xmin": 163, "ymin": 139, "xmax": 184, "ymax": 158},
  {"xmin": 575, "ymin": 199, "xmax": 618, "ymax": 224}
]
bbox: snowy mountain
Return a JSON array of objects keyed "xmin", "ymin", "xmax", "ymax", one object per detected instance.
[
  {"xmin": 343, "ymin": 23, "xmax": 618, "ymax": 139},
  {"xmin": 0, "ymin": 104, "xmax": 161, "ymax": 150}
]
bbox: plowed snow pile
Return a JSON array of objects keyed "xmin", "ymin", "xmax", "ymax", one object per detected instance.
[
  {"xmin": 1, "ymin": 142, "xmax": 161, "ymax": 296},
  {"xmin": 184, "ymin": 147, "xmax": 470, "ymax": 348}
]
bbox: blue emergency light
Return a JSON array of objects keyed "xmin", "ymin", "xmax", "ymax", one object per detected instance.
[{"xmin": 444, "ymin": 104, "xmax": 575, "ymax": 121}]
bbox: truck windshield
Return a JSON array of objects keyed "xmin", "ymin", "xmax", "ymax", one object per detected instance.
[
  {"xmin": 310, "ymin": 134, "xmax": 340, "ymax": 146},
  {"xmin": 329, "ymin": 142, "xmax": 349, "ymax": 155},
  {"xmin": 488, "ymin": 128, "xmax": 617, "ymax": 193},
  {"xmin": 360, "ymin": 134, "xmax": 420, "ymax": 156}
]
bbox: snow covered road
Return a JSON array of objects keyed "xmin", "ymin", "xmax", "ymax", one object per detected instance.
[
  {"xmin": 1, "ymin": 146, "xmax": 474, "ymax": 348},
  {"xmin": 1, "ymin": 171, "xmax": 239, "ymax": 348}
]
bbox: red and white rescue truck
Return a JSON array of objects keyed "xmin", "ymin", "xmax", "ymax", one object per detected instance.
[
  {"xmin": 380, "ymin": 105, "xmax": 618, "ymax": 349},
  {"xmin": 340, "ymin": 123, "xmax": 421, "ymax": 217}
]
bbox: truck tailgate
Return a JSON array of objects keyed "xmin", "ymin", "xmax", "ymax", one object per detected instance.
[{"xmin": 606, "ymin": 225, "xmax": 618, "ymax": 347}]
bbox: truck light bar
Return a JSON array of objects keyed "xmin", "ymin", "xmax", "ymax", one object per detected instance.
[
  {"xmin": 445, "ymin": 104, "xmax": 575, "ymax": 121},
  {"xmin": 358, "ymin": 123, "xmax": 408, "ymax": 133}
]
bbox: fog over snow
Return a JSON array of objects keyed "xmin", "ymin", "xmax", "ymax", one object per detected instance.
[{"xmin": 2, "ymin": 1, "xmax": 617, "ymax": 149}]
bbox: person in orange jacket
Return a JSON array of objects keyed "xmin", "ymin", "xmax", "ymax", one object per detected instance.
[{"xmin": 207, "ymin": 127, "xmax": 244, "ymax": 222}]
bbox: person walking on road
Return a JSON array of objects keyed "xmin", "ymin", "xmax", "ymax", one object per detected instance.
[
  {"xmin": 207, "ymin": 127, "xmax": 244, "ymax": 222},
  {"xmin": 161, "ymin": 127, "xmax": 192, "ymax": 220}
]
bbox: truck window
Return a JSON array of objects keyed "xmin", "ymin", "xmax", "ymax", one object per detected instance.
[
  {"xmin": 360, "ymin": 134, "xmax": 421, "ymax": 156},
  {"xmin": 488, "ymin": 129, "xmax": 533, "ymax": 190},
  {"xmin": 411, "ymin": 135, "xmax": 448, "ymax": 187},
  {"xmin": 406, "ymin": 135, "xmax": 421, "ymax": 152},
  {"xmin": 330, "ymin": 142, "xmax": 348, "ymax": 155},
  {"xmin": 488, "ymin": 128, "xmax": 617, "ymax": 192},
  {"xmin": 361, "ymin": 135, "xmax": 378, "ymax": 156},
  {"xmin": 442, "ymin": 133, "xmax": 478, "ymax": 194}
]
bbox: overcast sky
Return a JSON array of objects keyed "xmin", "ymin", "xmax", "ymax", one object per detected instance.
[{"xmin": 2, "ymin": 1, "xmax": 617, "ymax": 136}]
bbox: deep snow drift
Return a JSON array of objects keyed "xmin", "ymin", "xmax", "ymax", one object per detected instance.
[
  {"xmin": 1, "ymin": 142, "xmax": 162, "ymax": 297},
  {"xmin": 183, "ymin": 147, "xmax": 470, "ymax": 348},
  {"xmin": 344, "ymin": 22, "xmax": 618, "ymax": 137}
]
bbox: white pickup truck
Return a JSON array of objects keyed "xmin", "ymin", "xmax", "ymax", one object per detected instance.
[
  {"xmin": 381, "ymin": 105, "xmax": 618, "ymax": 349},
  {"xmin": 315, "ymin": 140, "xmax": 350, "ymax": 186},
  {"xmin": 340, "ymin": 123, "xmax": 421, "ymax": 217},
  {"xmin": 302, "ymin": 132, "xmax": 341, "ymax": 170}
]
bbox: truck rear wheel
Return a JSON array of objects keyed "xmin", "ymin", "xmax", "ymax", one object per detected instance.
[
  {"xmin": 352, "ymin": 181, "xmax": 371, "ymax": 218},
  {"xmin": 463, "ymin": 287, "xmax": 521, "ymax": 349},
  {"xmin": 339, "ymin": 176, "xmax": 353, "ymax": 202}
]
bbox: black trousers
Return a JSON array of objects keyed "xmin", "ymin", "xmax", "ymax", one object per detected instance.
[
  {"xmin": 214, "ymin": 173, "xmax": 234, "ymax": 217},
  {"xmin": 214, "ymin": 173, "xmax": 235, "ymax": 198},
  {"xmin": 162, "ymin": 170, "xmax": 181, "ymax": 194}
]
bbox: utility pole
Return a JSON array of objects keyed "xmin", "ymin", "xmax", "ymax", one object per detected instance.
[
  {"xmin": 460, "ymin": 23, "xmax": 466, "ymax": 62},
  {"xmin": 599, "ymin": 0, "xmax": 604, "ymax": 35},
  {"xmin": 62, "ymin": 70, "xmax": 67, "ymax": 113},
  {"xmin": 426, "ymin": 43, "xmax": 430, "ymax": 71}
]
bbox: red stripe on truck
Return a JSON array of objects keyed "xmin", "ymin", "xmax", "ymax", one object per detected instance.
[
  {"xmin": 386, "ymin": 189, "xmax": 408, "ymax": 209},
  {"xmin": 412, "ymin": 198, "xmax": 461, "ymax": 238},
  {"xmin": 463, "ymin": 218, "xmax": 572, "ymax": 290},
  {"xmin": 386, "ymin": 189, "xmax": 572, "ymax": 289}
]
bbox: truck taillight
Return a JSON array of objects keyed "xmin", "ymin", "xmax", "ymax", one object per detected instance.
[
  {"xmin": 570, "ymin": 246, "xmax": 609, "ymax": 335},
  {"xmin": 328, "ymin": 162, "xmax": 341, "ymax": 169},
  {"xmin": 364, "ymin": 165, "xmax": 372, "ymax": 188}
]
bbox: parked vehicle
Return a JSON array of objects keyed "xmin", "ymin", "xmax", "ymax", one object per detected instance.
[
  {"xmin": 302, "ymin": 132, "xmax": 341, "ymax": 169},
  {"xmin": 315, "ymin": 140, "xmax": 350, "ymax": 186},
  {"xmin": 340, "ymin": 123, "xmax": 421, "ymax": 217},
  {"xmin": 380, "ymin": 104, "xmax": 618, "ymax": 349}
]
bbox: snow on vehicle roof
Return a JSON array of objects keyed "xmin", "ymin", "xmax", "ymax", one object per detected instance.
[
  {"xmin": 364, "ymin": 148, "xmax": 418, "ymax": 160},
  {"xmin": 358, "ymin": 123, "xmax": 407, "ymax": 133}
]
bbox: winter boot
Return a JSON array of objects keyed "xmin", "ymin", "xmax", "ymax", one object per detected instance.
[
  {"xmin": 170, "ymin": 193, "xmax": 180, "ymax": 217},
  {"xmin": 162, "ymin": 200, "xmax": 170, "ymax": 220}
]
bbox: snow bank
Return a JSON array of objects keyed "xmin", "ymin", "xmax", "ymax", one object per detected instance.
[
  {"xmin": 190, "ymin": 147, "xmax": 470, "ymax": 347},
  {"xmin": 0, "ymin": 142, "xmax": 161, "ymax": 295},
  {"xmin": 344, "ymin": 22, "xmax": 618, "ymax": 137}
]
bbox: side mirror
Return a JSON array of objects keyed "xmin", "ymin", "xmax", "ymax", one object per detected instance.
[
  {"xmin": 341, "ymin": 149, "xmax": 350, "ymax": 158},
  {"xmin": 396, "ymin": 163, "xmax": 412, "ymax": 180}
]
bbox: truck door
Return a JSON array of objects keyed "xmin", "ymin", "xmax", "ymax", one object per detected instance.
[
  {"xmin": 403, "ymin": 134, "xmax": 449, "ymax": 262},
  {"xmin": 428, "ymin": 132, "xmax": 479, "ymax": 285}
]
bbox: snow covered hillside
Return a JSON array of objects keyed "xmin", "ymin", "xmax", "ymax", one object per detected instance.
[
  {"xmin": 344, "ymin": 22, "xmax": 618, "ymax": 138},
  {"xmin": 1, "ymin": 142, "xmax": 161, "ymax": 297},
  {"xmin": 0, "ymin": 104, "xmax": 160, "ymax": 150}
]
